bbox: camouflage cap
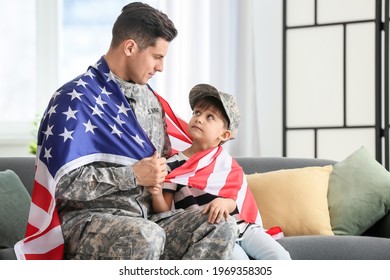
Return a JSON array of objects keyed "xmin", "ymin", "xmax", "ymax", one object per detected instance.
[{"xmin": 189, "ymin": 83, "xmax": 241, "ymax": 139}]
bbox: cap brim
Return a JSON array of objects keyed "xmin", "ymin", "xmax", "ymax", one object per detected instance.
[{"xmin": 189, "ymin": 84, "xmax": 221, "ymax": 110}]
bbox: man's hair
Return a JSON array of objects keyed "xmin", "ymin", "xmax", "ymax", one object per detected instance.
[
  {"xmin": 194, "ymin": 96, "xmax": 230, "ymax": 130},
  {"xmin": 110, "ymin": 2, "xmax": 178, "ymax": 50}
]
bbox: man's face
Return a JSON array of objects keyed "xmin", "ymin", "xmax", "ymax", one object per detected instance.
[{"xmin": 125, "ymin": 38, "xmax": 169, "ymax": 85}]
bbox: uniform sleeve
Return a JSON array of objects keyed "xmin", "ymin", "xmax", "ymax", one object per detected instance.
[{"xmin": 56, "ymin": 161, "xmax": 137, "ymax": 201}]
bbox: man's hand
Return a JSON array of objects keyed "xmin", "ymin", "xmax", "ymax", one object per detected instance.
[{"xmin": 132, "ymin": 151, "xmax": 167, "ymax": 186}]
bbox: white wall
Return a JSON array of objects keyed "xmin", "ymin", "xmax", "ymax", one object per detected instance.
[
  {"xmin": 254, "ymin": 0, "xmax": 284, "ymax": 157},
  {"xmin": 2, "ymin": 1, "xmax": 381, "ymax": 161},
  {"xmin": 1, "ymin": 0, "xmax": 285, "ymax": 158}
]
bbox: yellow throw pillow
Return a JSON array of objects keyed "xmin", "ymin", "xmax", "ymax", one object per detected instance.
[{"xmin": 246, "ymin": 165, "xmax": 334, "ymax": 237}]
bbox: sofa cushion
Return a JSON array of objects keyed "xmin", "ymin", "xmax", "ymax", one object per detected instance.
[
  {"xmin": 328, "ymin": 146, "xmax": 390, "ymax": 235},
  {"xmin": 0, "ymin": 169, "xmax": 31, "ymax": 249},
  {"xmin": 247, "ymin": 165, "xmax": 334, "ymax": 236}
]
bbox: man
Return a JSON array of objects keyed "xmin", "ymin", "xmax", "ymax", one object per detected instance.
[{"xmin": 15, "ymin": 2, "xmax": 237, "ymax": 260}]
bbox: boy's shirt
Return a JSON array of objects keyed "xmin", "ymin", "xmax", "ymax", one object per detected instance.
[
  {"xmin": 163, "ymin": 146, "xmax": 263, "ymax": 226},
  {"xmin": 163, "ymin": 148, "xmax": 285, "ymax": 240},
  {"xmin": 164, "ymin": 151, "xmax": 239, "ymax": 216}
]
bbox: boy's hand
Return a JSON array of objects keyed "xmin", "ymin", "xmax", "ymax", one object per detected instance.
[
  {"xmin": 203, "ymin": 198, "xmax": 230, "ymax": 224},
  {"xmin": 145, "ymin": 184, "xmax": 163, "ymax": 196}
]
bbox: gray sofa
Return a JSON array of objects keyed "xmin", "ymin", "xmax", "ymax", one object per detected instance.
[{"xmin": 1, "ymin": 156, "xmax": 390, "ymax": 260}]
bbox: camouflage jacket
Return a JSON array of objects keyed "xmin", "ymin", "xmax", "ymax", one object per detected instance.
[{"xmin": 56, "ymin": 78, "xmax": 173, "ymax": 227}]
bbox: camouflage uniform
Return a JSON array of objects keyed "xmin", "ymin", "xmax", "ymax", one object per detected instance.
[{"xmin": 56, "ymin": 78, "xmax": 238, "ymax": 260}]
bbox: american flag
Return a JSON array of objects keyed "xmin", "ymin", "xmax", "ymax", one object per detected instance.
[
  {"xmin": 14, "ymin": 57, "xmax": 276, "ymax": 260},
  {"xmin": 14, "ymin": 56, "xmax": 191, "ymax": 260},
  {"xmin": 164, "ymin": 146, "xmax": 263, "ymax": 225}
]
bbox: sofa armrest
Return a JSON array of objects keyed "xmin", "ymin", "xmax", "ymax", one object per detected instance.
[
  {"xmin": 0, "ymin": 248, "xmax": 16, "ymax": 260},
  {"xmin": 363, "ymin": 212, "xmax": 390, "ymax": 238},
  {"xmin": 0, "ymin": 156, "xmax": 35, "ymax": 195}
]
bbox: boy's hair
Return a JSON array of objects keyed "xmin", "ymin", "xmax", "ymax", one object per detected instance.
[
  {"xmin": 192, "ymin": 96, "xmax": 230, "ymax": 130},
  {"xmin": 111, "ymin": 2, "xmax": 178, "ymax": 50}
]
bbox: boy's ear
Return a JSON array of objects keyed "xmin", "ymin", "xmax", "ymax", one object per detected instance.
[{"xmin": 219, "ymin": 130, "xmax": 232, "ymax": 142}]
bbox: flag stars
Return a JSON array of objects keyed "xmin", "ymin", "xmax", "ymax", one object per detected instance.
[
  {"xmin": 43, "ymin": 147, "xmax": 52, "ymax": 162},
  {"xmin": 84, "ymin": 69, "xmax": 95, "ymax": 79},
  {"xmin": 117, "ymin": 102, "xmax": 131, "ymax": 116},
  {"xmin": 104, "ymin": 71, "xmax": 115, "ymax": 83},
  {"xmin": 93, "ymin": 61, "xmax": 101, "ymax": 70},
  {"xmin": 59, "ymin": 128, "xmax": 74, "ymax": 142},
  {"xmin": 132, "ymin": 134, "xmax": 145, "ymax": 147},
  {"xmin": 110, "ymin": 124, "xmax": 122, "ymax": 138},
  {"xmin": 113, "ymin": 114, "xmax": 126, "ymax": 126},
  {"xmin": 100, "ymin": 86, "xmax": 112, "ymax": 96},
  {"xmin": 62, "ymin": 106, "xmax": 78, "ymax": 121},
  {"xmin": 47, "ymin": 104, "xmax": 58, "ymax": 118},
  {"xmin": 52, "ymin": 89, "xmax": 62, "ymax": 100},
  {"xmin": 73, "ymin": 78, "xmax": 88, "ymax": 88},
  {"xmin": 83, "ymin": 119, "xmax": 98, "ymax": 134},
  {"xmin": 67, "ymin": 89, "xmax": 83, "ymax": 101},
  {"xmin": 89, "ymin": 105, "xmax": 104, "ymax": 118},
  {"xmin": 43, "ymin": 124, "xmax": 54, "ymax": 140},
  {"xmin": 94, "ymin": 95, "xmax": 107, "ymax": 107}
]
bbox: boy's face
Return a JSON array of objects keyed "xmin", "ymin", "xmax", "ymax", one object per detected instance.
[{"xmin": 188, "ymin": 104, "xmax": 231, "ymax": 149}]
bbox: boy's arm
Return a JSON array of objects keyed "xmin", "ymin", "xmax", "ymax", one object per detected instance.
[
  {"xmin": 163, "ymin": 191, "xmax": 174, "ymax": 210},
  {"xmin": 146, "ymin": 185, "xmax": 171, "ymax": 213}
]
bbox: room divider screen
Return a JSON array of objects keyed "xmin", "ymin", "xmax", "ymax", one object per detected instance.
[{"xmin": 282, "ymin": 0, "xmax": 390, "ymax": 169}]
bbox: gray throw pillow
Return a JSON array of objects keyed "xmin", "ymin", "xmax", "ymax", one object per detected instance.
[
  {"xmin": 328, "ymin": 146, "xmax": 390, "ymax": 235},
  {"xmin": 0, "ymin": 169, "xmax": 31, "ymax": 248}
]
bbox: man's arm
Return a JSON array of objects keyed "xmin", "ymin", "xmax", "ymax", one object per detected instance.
[
  {"xmin": 56, "ymin": 162, "xmax": 137, "ymax": 201},
  {"xmin": 56, "ymin": 151, "xmax": 168, "ymax": 201}
]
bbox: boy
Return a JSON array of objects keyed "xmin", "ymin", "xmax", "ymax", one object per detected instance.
[{"xmin": 148, "ymin": 83, "xmax": 291, "ymax": 260}]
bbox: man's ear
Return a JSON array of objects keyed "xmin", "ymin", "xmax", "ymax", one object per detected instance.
[{"xmin": 123, "ymin": 39, "xmax": 136, "ymax": 56}]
